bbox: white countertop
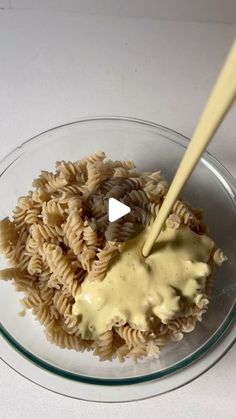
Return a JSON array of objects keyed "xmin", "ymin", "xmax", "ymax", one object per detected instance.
[{"xmin": 0, "ymin": 9, "xmax": 235, "ymax": 419}]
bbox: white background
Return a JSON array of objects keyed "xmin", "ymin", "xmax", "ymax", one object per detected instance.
[{"xmin": 0, "ymin": 2, "xmax": 235, "ymax": 418}]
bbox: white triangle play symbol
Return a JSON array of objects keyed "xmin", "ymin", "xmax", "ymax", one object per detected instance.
[{"xmin": 108, "ymin": 198, "xmax": 131, "ymax": 222}]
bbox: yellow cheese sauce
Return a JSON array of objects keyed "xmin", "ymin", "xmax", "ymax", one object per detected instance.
[{"xmin": 73, "ymin": 226, "xmax": 214, "ymax": 339}]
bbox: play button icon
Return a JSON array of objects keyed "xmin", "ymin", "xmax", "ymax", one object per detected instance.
[
  {"xmin": 85, "ymin": 177, "xmax": 150, "ymax": 242},
  {"xmin": 108, "ymin": 198, "xmax": 131, "ymax": 222}
]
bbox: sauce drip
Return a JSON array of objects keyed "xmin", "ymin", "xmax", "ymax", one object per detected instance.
[{"xmin": 73, "ymin": 226, "xmax": 214, "ymax": 339}]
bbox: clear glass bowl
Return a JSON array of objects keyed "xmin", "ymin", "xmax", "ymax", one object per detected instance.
[{"xmin": 0, "ymin": 117, "xmax": 235, "ymax": 402}]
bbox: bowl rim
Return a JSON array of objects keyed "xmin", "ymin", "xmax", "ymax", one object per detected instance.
[{"xmin": 0, "ymin": 115, "xmax": 235, "ymax": 388}]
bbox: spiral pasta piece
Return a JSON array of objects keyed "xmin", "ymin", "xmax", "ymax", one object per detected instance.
[
  {"xmin": 0, "ymin": 217, "xmax": 18, "ymax": 254},
  {"xmin": 25, "ymin": 236, "xmax": 40, "ymax": 254},
  {"xmin": 63, "ymin": 315, "xmax": 81, "ymax": 335},
  {"xmin": 56, "ymin": 183, "xmax": 83, "ymax": 202},
  {"xmin": 46, "ymin": 330, "xmax": 91, "ymax": 351},
  {"xmin": 22, "ymin": 291, "xmax": 43, "ymax": 309},
  {"xmin": 47, "ymin": 274, "xmax": 61, "ymax": 290},
  {"xmin": 143, "ymin": 179, "xmax": 168, "ymax": 201},
  {"xmin": 63, "ymin": 210, "xmax": 83, "ymax": 255},
  {"xmin": 172, "ymin": 200, "xmax": 195, "ymax": 225},
  {"xmin": 14, "ymin": 276, "xmax": 37, "ymax": 293},
  {"xmin": 166, "ymin": 213, "xmax": 181, "ymax": 229},
  {"xmin": 94, "ymin": 330, "xmax": 114, "ymax": 361},
  {"xmin": 79, "ymin": 248, "xmax": 96, "ymax": 272},
  {"xmin": 39, "ymin": 283, "xmax": 54, "ymax": 304},
  {"xmin": 13, "ymin": 206, "xmax": 28, "ymax": 231},
  {"xmin": 0, "ymin": 267, "xmax": 24, "ymax": 281},
  {"xmin": 86, "ymin": 161, "xmax": 105, "ymax": 191},
  {"xmin": 53, "ymin": 290, "xmax": 73, "ymax": 316},
  {"xmin": 42, "ymin": 200, "xmax": 65, "ymax": 226},
  {"xmin": 194, "ymin": 294, "xmax": 209, "ymax": 309},
  {"xmin": 127, "ymin": 344, "xmax": 148, "ymax": 362},
  {"xmin": 55, "ymin": 160, "xmax": 81, "ymax": 182},
  {"xmin": 115, "ymin": 325, "xmax": 149, "ymax": 349},
  {"xmin": 43, "ymin": 243, "xmax": 75, "ymax": 286},
  {"xmin": 32, "ymin": 188, "xmax": 50, "ymax": 203},
  {"xmin": 30, "ymin": 223, "xmax": 63, "ymax": 243},
  {"xmin": 89, "ymin": 245, "xmax": 119, "ymax": 281},
  {"xmin": 83, "ymin": 224, "xmax": 98, "ymax": 247},
  {"xmin": 212, "ymin": 248, "xmax": 228, "ymax": 266},
  {"xmin": 44, "ymin": 172, "xmax": 68, "ymax": 193},
  {"xmin": 113, "ymin": 167, "xmax": 129, "ymax": 177},
  {"xmin": 105, "ymin": 221, "xmax": 135, "ymax": 243},
  {"xmin": 80, "ymin": 151, "xmax": 106, "ymax": 166},
  {"xmin": 64, "ymin": 277, "xmax": 82, "ymax": 298},
  {"xmin": 28, "ymin": 254, "xmax": 42, "ymax": 275}
]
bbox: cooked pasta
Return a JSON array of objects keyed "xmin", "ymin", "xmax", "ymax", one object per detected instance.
[
  {"xmin": 63, "ymin": 210, "xmax": 84, "ymax": 255},
  {"xmin": 43, "ymin": 244, "xmax": 74, "ymax": 287},
  {"xmin": 89, "ymin": 245, "xmax": 119, "ymax": 281},
  {"xmin": 27, "ymin": 254, "xmax": 42, "ymax": 275},
  {"xmin": 41, "ymin": 200, "xmax": 65, "ymax": 227},
  {"xmin": 166, "ymin": 213, "xmax": 181, "ymax": 230},
  {"xmin": 128, "ymin": 344, "xmax": 149, "ymax": 361},
  {"xmin": 0, "ymin": 152, "xmax": 227, "ymax": 362},
  {"xmin": 93, "ymin": 330, "xmax": 114, "ymax": 361},
  {"xmin": 212, "ymin": 248, "xmax": 228, "ymax": 266},
  {"xmin": 53, "ymin": 290, "xmax": 73, "ymax": 316},
  {"xmin": 115, "ymin": 325, "xmax": 149, "ymax": 349},
  {"xmin": 0, "ymin": 217, "xmax": 18, "ymax": 255},
  {"xmin": 172, "ymin": 200, "xmax": 196, "ymax": 225},
  {"xmin": 0, "ymin": 267, "xmax": 23, "ymax": 281},
  {"xmin": 63, "ymin": 315, "xmax": 81, "ymax": 335}
]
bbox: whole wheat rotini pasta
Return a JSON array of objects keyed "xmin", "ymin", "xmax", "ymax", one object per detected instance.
[
  {"xmin": 0, "ymin": 152, "xmax": 227, "ymax": 362},
  {"xmin": 27, "ymin": 253, "xmax": 42, "ymax": 275},
  {"xmin": 62, "ymin": 315, "xmax": 81, "ymax": 336},
  {"xmin": 88, "ymin": 244, "xmax": 119, "ymax": 281},
  {"xmin": 115, "ymin": 325, "xmax": 149, "ymax": 349},
  {"xmin": 93, "ymin": 330, "xmax": 114, "ymax": 361},
  {"xmin": 172, "ymin": 200, "xmax": 197, "ymax": 226},
  {"xmin": 53, "ymin": 290, "xmax": 73, "ymax": 316},
  {"xmin": 212, "ymin": 248, "xmax": 228, "ymax": 266},
  {"xmin": 166, "ymin": 213, "xmax": 181, "ymax": 230}
]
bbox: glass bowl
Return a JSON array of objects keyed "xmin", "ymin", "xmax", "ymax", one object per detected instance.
[{"xmin": 0, "ymin": 117, "xmax": 235, "ymax": 402}]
